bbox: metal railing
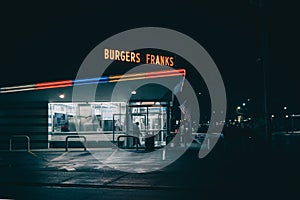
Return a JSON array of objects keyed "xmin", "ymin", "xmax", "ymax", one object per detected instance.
[
  {"xmin": 117, "ymin": 135, "xmax": 139, "ymax": 151},
  {"xmin": 65, "ymin": 136, "xmax": 87, "ymax": 151},
  {"xmin": 9, "ymin": 135, "xmax": 30, "ymax": 152}
]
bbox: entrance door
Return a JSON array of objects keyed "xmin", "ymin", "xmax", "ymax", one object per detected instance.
[
  {"xmin": 147, "ymin": 107, "xmax": 167, "ymax": 146},
  {"xmin": 128, "ymin": 103, "xmax": 168, "ymax": 146}
]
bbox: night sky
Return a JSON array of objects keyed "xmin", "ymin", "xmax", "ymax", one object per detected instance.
[{"xmin": 0, "ymin": 0, "xmax": 299, "ymax": 118}]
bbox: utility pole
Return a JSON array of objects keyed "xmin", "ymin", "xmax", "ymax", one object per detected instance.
[
  {"xmin": 251, "ymin": 0, "xmax": 271, "ymax": 148},
  {"xmin": 260, "ymin": 0, "xmax": 271, "ymax": 148}
]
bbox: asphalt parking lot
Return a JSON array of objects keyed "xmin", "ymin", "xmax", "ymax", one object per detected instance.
[{"xmin": 1, "ymin": 137, "xmax": 300, "ymax": 200}]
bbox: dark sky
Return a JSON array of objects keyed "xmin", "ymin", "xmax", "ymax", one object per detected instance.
[{"xmin": 0, "ymin": 0, "xmax": 299, "ymax": 116}]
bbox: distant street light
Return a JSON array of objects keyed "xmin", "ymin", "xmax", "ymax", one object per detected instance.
[
  {"xmin": 236, "ymin": 106, "xmax": 244, "ymax": 123},
  {"xmin": 284, "ymin": 106, "xmax": 287, "ymax": 110},
  {"xmin": 242, "ymin": 103, "xmax": 246, "ymax": 106}
]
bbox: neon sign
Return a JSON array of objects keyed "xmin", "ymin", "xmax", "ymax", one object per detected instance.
[{"xmin": 104, "ymin": 48, "xmax": 175, "ymax": 67}]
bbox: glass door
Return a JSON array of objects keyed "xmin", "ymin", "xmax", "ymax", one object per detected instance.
[
  {"xmin": 147, "ymin": 107, "xmax": 167, "ymax": 146},
  {"xmin": 128, "ymin": 103, "xmax": 168, "ymax": 146}
]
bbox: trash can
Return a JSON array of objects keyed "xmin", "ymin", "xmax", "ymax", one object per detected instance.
[{"xmin": 145, "ymin": 134, "xmax": 155, "ymax": 151}]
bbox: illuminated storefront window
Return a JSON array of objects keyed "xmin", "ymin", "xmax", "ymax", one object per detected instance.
[
  {"xmin": 48, "ymin": 102, "xmax": 126, "ymax": 133},
  {"xmin": 48, "ymin": 101, "xmax": 170, "ymax": 147}
]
